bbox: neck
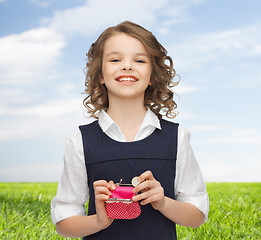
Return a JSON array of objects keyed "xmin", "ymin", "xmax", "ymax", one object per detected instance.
[{"xmin": 107, "ymin": 97, "xmax": 147, "ymax": 141}]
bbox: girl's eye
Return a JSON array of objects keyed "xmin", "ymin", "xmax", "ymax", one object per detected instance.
[
  {"xmin": 111, "ymin": 59, "xmax": 120, "ymax": 62},
  {"xmin": 136, "ymin": 60, "xmax": 145, "ymax": 63}
]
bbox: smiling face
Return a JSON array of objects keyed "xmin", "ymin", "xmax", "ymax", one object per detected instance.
[{"xmin": 101, "ymin": 33, "xmax": 152, "ymax": 103}]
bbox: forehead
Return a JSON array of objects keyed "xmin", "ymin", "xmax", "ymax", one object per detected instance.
[{"xmin": 103, "ymin": 33, "xmax": 149, "ymax": 56}]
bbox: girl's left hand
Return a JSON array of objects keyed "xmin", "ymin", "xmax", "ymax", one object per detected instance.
[{"xmin": 132, "ymin": 170, "xmax": 165, "ymax": 211}]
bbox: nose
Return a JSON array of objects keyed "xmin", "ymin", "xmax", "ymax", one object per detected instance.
[
  {"xmin": 122, "ymin": 61, "xmax": 133, "ymax": 71},
  {"xmin": 122, "ymin": 67, "xmax": 132, "ymax": 71}
]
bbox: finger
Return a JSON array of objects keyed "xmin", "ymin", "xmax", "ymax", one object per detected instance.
[
  {"xmin": 95, "ymin": 186, "xmax": 111, "ymax": 196},
  {"xmin": 141, "ymin": 187, "xmax": 149, "ymax": 193},
  {"xmin": 138, "ymin": 170, "xmax": 155, "ymax": 183},
  {"xmin": 93, "ymin": 180, "xmax": 108, "ymax": 188},
  {"xmin": 132, "ymin": 187, "xmax": 159, "ymax": 202},
  {"xmin": 134, "ymin": 180, "xmax": 152, "ymax": 194},
  {"xmin": 134, "ymin": 179, "xmax": 160, "ymax": 194},
  {"xmin": 132, "ymin": 191, "xmax": 150, "ymax": 202},
  {"xmin": 107, "ymin": 180, "xmax": 116, "ymax": 190},
  {"xmin": 140, "ymin": 194, "xmax": 163, "ymax": 206},
  {"xmin": 133, "ymin": 170, "xmax": 154, "ymax": 193},
  {"xmin": 95, "ymin": 193, "xmax": 110, "ymax": 201}
]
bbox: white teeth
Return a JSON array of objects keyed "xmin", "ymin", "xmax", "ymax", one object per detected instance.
[{"xmin": 118, "ymin": 77, "xmax": 137, "ymax": 82}]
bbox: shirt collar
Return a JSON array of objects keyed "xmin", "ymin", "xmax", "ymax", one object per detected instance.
[
  {"xmin": 98, "ymin": 109, "xmax": 116, "ymax": 133},
  {"xmin": 98, "ymin": 108, "xmax": 161, "ymax": 133},
  {"xmin": 139, "ymin": 108, "xmax": 161, "ymax": 131}
]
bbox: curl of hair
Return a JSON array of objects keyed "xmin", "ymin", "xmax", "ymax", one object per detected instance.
[{"xmin": 83, "ymin": 21, "xmax": 179, "ymax": 119}]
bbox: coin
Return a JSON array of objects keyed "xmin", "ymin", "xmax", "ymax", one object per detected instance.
[{"xmin": 131, "ymin": 176, "xmax": 140, "ymax": 187}]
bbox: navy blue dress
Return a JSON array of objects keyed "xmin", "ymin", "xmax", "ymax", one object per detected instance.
[{"xmin": 79, "ymin": 119, "xmax": 179, "ymax": 240}]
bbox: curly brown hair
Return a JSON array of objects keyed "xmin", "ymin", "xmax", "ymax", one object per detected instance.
[{"xmin": 83, "ymin": 21, "xmax": 179, "ymax": 119}]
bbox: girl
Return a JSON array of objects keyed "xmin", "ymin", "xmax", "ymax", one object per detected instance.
[{"xmin": 51, "ymin": 21, "xmax": 209, "ymax": 239}]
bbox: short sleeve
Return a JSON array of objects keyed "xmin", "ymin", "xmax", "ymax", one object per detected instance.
[
  {"xmin": 51, "ymin": 131, "xmax": 89, "ymax": 224},
  {"xmin": 175, "ymin": 127, "xmax": 209, "ymax": 221}
]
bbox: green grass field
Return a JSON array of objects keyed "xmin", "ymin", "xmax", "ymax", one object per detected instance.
[{"xmin": 0, "ymin": 182, "xmax": 260, "ymax": 239}]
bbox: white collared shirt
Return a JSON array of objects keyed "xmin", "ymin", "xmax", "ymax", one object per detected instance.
[{"xmin": 51, "ymin": 109, "xmax": 209, "ymax": 224}]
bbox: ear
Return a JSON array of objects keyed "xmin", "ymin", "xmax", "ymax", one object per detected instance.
[{"xmin": 99, "ymin": 74, "xmax": 105, "ymax": 84}]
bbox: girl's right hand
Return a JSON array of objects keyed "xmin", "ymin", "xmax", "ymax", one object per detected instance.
[{"xmin": 93, "ymin": 180, "xmax": 115, "ymax": 229}]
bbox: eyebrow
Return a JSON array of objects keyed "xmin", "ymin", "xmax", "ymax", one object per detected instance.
[{"xmin": 105, "ymin": 51, "xmax": 149, "ymax": 58}]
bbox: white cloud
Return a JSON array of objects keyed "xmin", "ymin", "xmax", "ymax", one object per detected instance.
[
  {"xmin": 0, "ymin": 97, "xmax": 92, "ymax": 141},
  {"xmin": 189, "ymin": 125, "xmax": 233, "ymax": 132},
  {"xmin": 0, "ymin": 89, "xmax": 37, "ymax": 104},
  {"xmin": 202, "ymin": 160, "xmax": 261, "ymax": 182},
  {"xmin": 42, "ymin": 0, "xmax": 204, "ymax": 37},
  {"xmin": 43, "ymin": 0, "xmax": 160, "ymax": 36},
  {"xmin": 0, "ymin": 163, "xmax": 63, "ymax": 182},
  {"xmin": 3, "ymin": 98, "xmax": 83, "ymax": 118},
  {"xmin": 198, "ymin": 129, "xmax": 261, "ymax": 144},
  {"xmin": 231, "ymin": 129, "xmax": 259, "ymax": 137},
  {"xmin": 158, "ymin": 0, "xmax": 208, "ymax": 27},
  {"xmin": 0, "ymin": 27, "xmax": 65, "ymax": 83},
  {"xmin": 169, "ymin": 26, "xmax": 261, "ymax": 71},
  {"xmin": 28, "ymin": 0, "xmax": 50, "ymax": 8},
  {"xmin": 174, "ymin": 84, "xmax": 203, "ymax": 94}
]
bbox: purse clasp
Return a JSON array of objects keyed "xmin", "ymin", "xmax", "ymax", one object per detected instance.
[
  {"xmin": 106, "ymin": 196, "xmax": 133, "ymax": 203},
  {"xmin": 115, "ymin": 179, "xmax": 133, "ymax": 186}
]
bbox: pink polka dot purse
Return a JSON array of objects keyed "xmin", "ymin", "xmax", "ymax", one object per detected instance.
[{"xmin": 105, "ymin": 179, "xmax": 141, "ymax": 219}]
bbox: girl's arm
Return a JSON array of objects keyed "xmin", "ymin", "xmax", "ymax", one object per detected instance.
[
  {"xmin": 156, "ymin": 197, "xmax": 205, "ymax": 228},
  {"xmin": 56, "ymin": 180, "xmax": 115, "ymax": 238},
  {"xmin": 174, "ymin": 127, "xmax": 209, "ymax": 223},
  {"xmin": 56, "ymin": 215, "xmax": 108, "ymax": 238},
  {"xmin": 132, "ymin": 170, "xmax": 205, "ymax": 228}
]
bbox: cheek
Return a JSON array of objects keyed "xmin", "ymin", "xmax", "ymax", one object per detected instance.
[
  {"xmin": 101, "ymin": 66, "xmax": 110, "ymax": 82},
  {"xmin": 147, "ymin": 69, "xmax": 152, "ymax": 85},
  {"xmin": 145, "ymin": 68, "xmax": 152, "ymax": 81},
  {"xmin": 102, "ymin": 64, "xmax": 116, "ymax": 78},
  {"xmin": 146, "ymin": 64, "xmax": 152, "ymax": 76}
]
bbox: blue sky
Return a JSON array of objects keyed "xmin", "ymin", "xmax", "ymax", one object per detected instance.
[{"xmin": 0, "ymin": 0, "xmax": 260, "ymax": 182}]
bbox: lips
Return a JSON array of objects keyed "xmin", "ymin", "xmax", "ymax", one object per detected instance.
[{"xmin": 115, "ymin": 75, "xmax": 138, "ymax": 83}]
